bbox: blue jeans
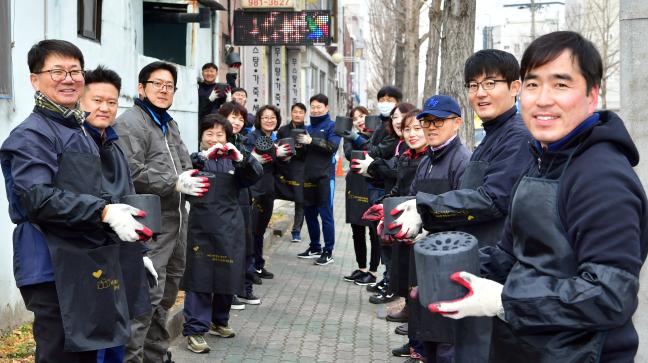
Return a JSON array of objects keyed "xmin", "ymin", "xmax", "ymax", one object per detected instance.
[
  {"xmin": 96, "ymin": 346, "xmax": 124, "ymax": 363},
  {"xmin": 182, "ymin": 291, "xmax": 232, "ymax": 336}
]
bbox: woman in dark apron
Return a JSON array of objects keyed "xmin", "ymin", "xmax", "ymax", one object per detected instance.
[
  {"xmin": 245, "ymin": 105, "xmax": 287, "ymax": 282},
  {"xmin": 403, "ymin": 105, "xmax": 471, "ymax": 363},
  {"xmin": 342, "ymin": 106, "xmax": 381, "ymax": 285},
  {"xmin": 181, "ymin": 114, "xmax": 262, "ymax": 354}
]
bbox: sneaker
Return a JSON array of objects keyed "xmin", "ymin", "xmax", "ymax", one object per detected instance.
[
  {"xmin": 237, "ymin": 292, "xmax": 261, "ymax": 305},
  {"xmin": 354, "ymin": 273, "xmax": 377, "ymax": 286},
  {"xmin": 369, "ymin": 291, "xmax": 397, "ymax": 304},
  {"xmin": 366, "ymin": 279, "xmax": 386, "ymax": 293},
  {"xmin": 208, "ymin": 323, "xmax": 235, "ymax": 338},
  {"xmin": 343, "ymin": 269, "xmax": 365, "ymax": 282},
  {"xmin": 297, "ymin": 247, "xmax": 322, "ymax": 259},
  {"xmin": 255, "ymin": 267, "xmax": 274, "ymax": 279},
  {"xmin": 186, "ymin": 335, "xmax": 210, "ymax": 353},
  {"xmin": 386, "ymin": 305, "xmax": 408, "ymax": 322},
  {"xmin": 410, "ymin": 350, "xmax": 423, "ymax": 360},
  {"xmin": 249, "ymin": 273, "xmax": 263, "ymax": 285},
  {"xmin": 231, "ymin": 296, "xmax": 245, "ymax": 310},
  {"xmin": 392, "ymin": 342, "xmax": 411, "ymax": 357},
  {"xmin": 314, "ymin": 251, "xmax": 334, "ymax": 265},
  {"xmin": 291, "ymin": 231, "xmax": 301, "ymax": 243},
  {"xmin": 395, "ymin": 323, "xmax": 409, "ymax": 335}
]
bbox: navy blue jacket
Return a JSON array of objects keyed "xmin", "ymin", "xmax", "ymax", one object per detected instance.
[
  {"xmin": 484, "ymin": 111, "xmax": 648, "ymax": 362},
  {"xmin": 1, "ymin": 108, "xmax": 106, "ymax": 287},
  {"xmin": 303, "ymin": 113, "xmax": 341, "ymax": 181}
]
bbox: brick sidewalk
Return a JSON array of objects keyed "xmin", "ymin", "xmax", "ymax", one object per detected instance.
[{"xmin": 168, "ymin": 177, "xmax": 407, "ymax": 362}]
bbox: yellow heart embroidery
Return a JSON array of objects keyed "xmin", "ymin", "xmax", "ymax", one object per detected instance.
[
  {"xmin": 92, "ymin": 269, "xmax": 103, "ymax": 279},
  {"xmin": 467, "ymin": 215, "xmax": 475, "ymax": 221},
  {"xmin": 193, "ymin": 246, "xmax": 199, "ymax": 252}
]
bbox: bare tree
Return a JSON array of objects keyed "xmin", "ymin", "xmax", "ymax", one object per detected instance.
[
  {"xmin": 367, "ymin": 0, "xmax": 399, "ymax": 100},
  {"xmin": 438, "ymin": 0, "xmax": 477, "ymax": 148},
  {"xmin": 567, "ymin": 0, "xmax": 619, "ymax": 109},
  {"xmin": 401, "ymin": 0, "xmax": 429, "ymax": 104},
  {"xmin": 423, "ymin": 0, "xmax": 443, "ymax": 98}
]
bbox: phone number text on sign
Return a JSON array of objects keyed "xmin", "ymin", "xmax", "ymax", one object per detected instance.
[{"xmin": 241, "ymin": 0, "xmax": 295, "ymax": 8}]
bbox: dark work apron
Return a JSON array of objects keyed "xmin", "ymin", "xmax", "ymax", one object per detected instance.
[
  {"xmin": 275, "ymin": 159, "xmax": 305, "ymax": 203},
  {"xmin": 183, "ymin": 172, "xmax": 245, "ymax": 295},
  {"xmin": 238, "ymin": 188, "xmax": 254, "ymax": 257},
  {"xmin": 408, "ymin": 177, "xmax": 456, "ymax": 343},
  {"xmin": 118, "ymin": 241, "xmax": 151, "ymax": 319},
  {"xmin": 42, "ymin": 147, "xmax": 129, "ymax": 352},
  {"xmin": 345, "ymin": 171, "xmax": 370, "ymax": 226},
  {"xmin": 251, "ymin": 162, "xmax": 276, "ymax": 199},
  {"xmin": 489, "ymin": 152, "xmax": 605, "ymax": 363},
  {"xmin": 390, "ymin": 156, "xmax": 423, "ymax": 297},
  {"xmin": 453, "ymin": 160, "xmax": 495, "ymax": 363}
]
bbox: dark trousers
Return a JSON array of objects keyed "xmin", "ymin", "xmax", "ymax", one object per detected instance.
[
  {"xmin": 20, "ymin": 282, "xmax": 97, "ymax": 363},
  {"xmin": 252, "ymin": 194, "xmax": 274, "ymax": 270},
  {"xmin": 292, "ymin": 202, "xmax": 305, "ymax": 234},
  {"xmin": 304, "ymin": 201, "xmax": 335, "ymax": 253},
  {"xmin": 351, "ymin": 224, "xmax": 380, "ymax": 271},
  {"xmin": 244, "ymin": 254, "xmax": 255, "ymax": 294},
  {"xmin": 96, "ymin": 346, "xmax": 125, "ymax": 363},
  {"xmin": 182, "ymin": 291, "xmax": 233, "ymax": 336},
  {"xmin": 423, "ymin": 342, "xmax": 455, "ymax": 363},
  {"xmin": 381, "ymin": 245, "xmax": 392, "ymax": 284}
]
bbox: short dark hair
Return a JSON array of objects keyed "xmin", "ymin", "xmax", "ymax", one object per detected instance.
[
  {"xmin": 464, "ymin": 49, "xmax": 520, "ymax": 85},
  {"xmin": 349, "ymin": 106, "xmax": 369, "ymax": 118},
  {"xmin": 200, "ymin": 113, "xmax": 233, "ymax": 143},
  {"xmin": 291, "ymin": 102, "xmax": 307, "ymax": 112},
  {"xmin": 377, "ymin": 86, "xmax": 403, "ymax": 102},
  {"xmin": 84, "ymin": 65, "xmax": 122, "ymax": 93},
  {"xmin": 202, "ymin": 62, "xmax": 218, "ymax": 71},
  {"xmin": 218, "ymin": 101, "xmax": 248, "ymax": 124},
  {"xmin": 27, "ymin": 39, "xmax": 84, "ymax": 73},
  {"xmin": 231, "ymin": 87, "xmax": 247, "ymax": 96},
  {"xmin": 138, "ymin": 61, "xmax": 178, "ymax": 86},
  {"xmin": 521, "ymin": 31, "xmax": 602, "ymax": 93},
  {"xmin": 386, "ymin": 102, "xmax": 416, "ymax": 136},
  {"xmin": 309, "ymin": 94, "xmax": 329, "ymax": 106},
  {"xmin": 254, "ymin": 105, "xmax": 281, "ymax": 131}
]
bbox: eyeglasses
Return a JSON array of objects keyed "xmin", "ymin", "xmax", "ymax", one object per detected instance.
[
  {"xmin": 145, "ymin": 80, "xmax": 177, "ymax": 92},
  {"xmin": 420, "ymin": 117, "xmax": 457, "ymax": 128},
  {"xmin": 34, "ymin": 68, "xmax": 85, "ymax": 82},
  {"xmin": 261, "ymin": 116, "xmax": 277, "ymax": 121},
  {"xmin": 465, "ymin": 79, "xmax": 507, "ymax": 93}
]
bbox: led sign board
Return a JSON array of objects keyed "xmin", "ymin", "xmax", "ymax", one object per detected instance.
[{"xmin": 233, "ymin": 10, "xmax": 331, "ymax": 46}]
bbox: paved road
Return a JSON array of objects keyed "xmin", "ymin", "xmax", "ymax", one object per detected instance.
[{"xmin": 168, "ymin": 177, "xmax": 407, "ymax": 362}]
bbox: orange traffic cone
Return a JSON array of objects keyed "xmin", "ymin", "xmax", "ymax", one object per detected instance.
[{"xmin": 336, "ymin": 155, "xmax": 345, "ymax": 177}]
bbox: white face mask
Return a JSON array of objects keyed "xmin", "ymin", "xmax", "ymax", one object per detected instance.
[{"xmin": 377, "ymin": 102, "xmax": 396, "ymax": 117}]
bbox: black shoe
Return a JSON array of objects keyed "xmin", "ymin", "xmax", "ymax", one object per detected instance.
[
  {"xmin": 314, "ymin": 251, "xmax": 334, "ymax": 265},
  {"xmin": 392, "ymin": 342, "xmax": 411, "ymax": 357},
  {"xmin": 366, "ymin": 278, "xmax": 385, "ymax": 293},
  {"xmin": 297, "ymin": 247, "xmax": 322, "ymax": 259},
  {"xmin": 354, "ymin": 273, "xmax": 377, "ymax": 286},
  {"xmin": 237, "ymin": 292, "xmax": 261, "ymax": 305},
  {"xmin": 231, "ymin": 296, "xmax": 245, "ymax": 310},
  {"xmin": 395, "ymin": 323, "xmax": 408, "ymax": 335},
  {"xmin": 386, "ymin": 305, "xmax": 408, "ymax": 322},
  {"xmin": 343, "ymin": 269, "xmax": 365, "ymax": 282},
  {"xmin": 255, "ymin": 267, "xmax": 274, "ymax": 279},
  {"xmin": 251, "ymin": 273, "xmax": 262, "ymax": 285},
  {"xmin": 369, "ymin": 291, "xmax": 397, "ymax": 304}
]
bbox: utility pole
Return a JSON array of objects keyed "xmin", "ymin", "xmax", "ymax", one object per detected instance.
[{"xmin": 504, "ymin": 1, "xmax": 563, "ymax": 41}]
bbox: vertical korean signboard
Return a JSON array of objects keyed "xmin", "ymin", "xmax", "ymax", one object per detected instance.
[
  {"xmin": 243, "ymin": 46, "xmax": 268, "ymax": 116},
  {"xmin": 270, "ymin": 46, "xmax": 287, "ymax": 121},
  {"xmin": 286, "ymin": 49, "xmax": 301, "ymax": 119}
]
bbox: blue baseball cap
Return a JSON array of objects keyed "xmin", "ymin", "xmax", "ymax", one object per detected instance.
[{"xmin": 417, "ymin": 95, "xmax": 461, "ymax": 119}]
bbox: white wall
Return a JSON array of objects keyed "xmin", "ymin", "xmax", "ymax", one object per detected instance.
[{"xmin": 0, "ymin": 0, "xmax": 216, "ymax": 331}]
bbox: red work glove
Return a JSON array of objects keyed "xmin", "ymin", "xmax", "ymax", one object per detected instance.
[{"xmin": 362, "ymin": 204, "xmax": 384, "ymax": 221}]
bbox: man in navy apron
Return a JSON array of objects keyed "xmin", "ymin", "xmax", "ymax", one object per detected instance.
[
  {"xmin": 1, "ymin": 40, "xmax": 152, "ymax": 363},
  {"xmin": 428, "ymin": 31, "xmax": 648, "ymax": 363}
]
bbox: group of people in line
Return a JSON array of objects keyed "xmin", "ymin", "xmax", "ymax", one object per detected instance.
[{"xmin": 1, "ymin": 29, "xmax": 646, "ymax": 363}]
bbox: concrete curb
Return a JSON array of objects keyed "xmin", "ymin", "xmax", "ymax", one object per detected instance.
[{"xmin": 166, "ymin": 200, "xmax": 296, "ymax": 341}]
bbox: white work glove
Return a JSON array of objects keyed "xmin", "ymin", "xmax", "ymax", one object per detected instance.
[
  {"xmin": 102, "ymin": 204, "xmax": 152, "ymax": 242},
  {"xmin": 200, "ymin": 143, "xmax": 224, "ymax": 160},
  {"xmin": 388, "ymin": 199, "xmax": 422, "ymax": 239},
  {"xmin": 251, "ymin": 149, "xmax": 273, "ymax": 164},
  {"xmin": 142, "ymin": 256, "xmax": 158, "ymax": 286},
  {"xmin": 295, "ymin": 133, "xmax": 312, "ymax": 145},
  {"xmin": 350, "ymin": 152, "xmax": 374, "ymax": 177},
  {"xmin": 430, "ymin": 271, "xmax": 504, "ymax": 320},
  {"xmin": 276, "ymin": 143, "xmax": 294, "ymax": 158},
  {"xmin": 222, "ymin": 142, "xmax": 244, "ymax": 162},
  {"xmin": 176, "ymin": 169, "xmax": 210, "ymax": 196}
]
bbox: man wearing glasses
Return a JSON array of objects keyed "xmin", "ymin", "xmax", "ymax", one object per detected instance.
[
  {"xmin": 1, "ymin": 40, "xmax": 151, "ymax": 362},
  {"xmin": 114, "ymin": 62, "xmax": 210, "ymax": 363},
  {"xmin": 390, "ymin": 49, "xmax": 533, "ymax": 363}
]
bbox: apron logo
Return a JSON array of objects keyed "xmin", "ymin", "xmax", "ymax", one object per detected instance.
[
  {"xmin": 467, "ymin": 215, "xmax": 475, "ymax": 221},
  {"xmin": 92, "ymin": 269, "xmax": 103, "ymax": 279},
  {"xmin": 193, "ymin": 246, "xmax": 200, "ymax": 252}
]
